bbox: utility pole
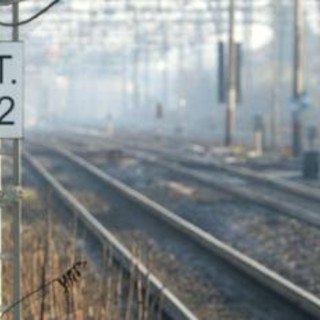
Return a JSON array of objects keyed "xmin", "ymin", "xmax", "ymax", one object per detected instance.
[
  {"xmin": 236, "ymin": 42, "xmax": 242, "ymax": 105},
  {"xmin": 177, "ymin": 4, "xmax": 186, "ymax": 135},
  {"xmin": 144, "ymin": 46, "xmax": 149, "ymax": 110},
  {"xmin": 225, "ymin": 0, "xmax": 237, "ymax": 147},
  {"xmin": 196, "ymin": 18, "xmax": 204, "ymax": 83},
  {"xmin": 217, "ymin": 41, "xmax": 225, "ymax": 104},
  {"xmin": 122, "ymin": 53, "xmax": 127, "ymax": 113},
  {"xmin": 270, "ymin": 0, "xmax": 281, "ymax": 151},
  {"xmin": 132, "ymin": 48, "xmax": 139, "ymax": 110},
  {"xmin": 133, "ymin": 10, "xmax": 140, "ymax": 110},
  {"xmin": 292, "ymin": 0, "xmax": 304, "ymax": 156},
  {"xmin": 196, "ymin": 18, "xmax": 205, "ymax": 112},
  {"xmin": 216, "ymin": 0, "xmax": 225, "ymax": 142},
  {"xmin": 12, "ymin": 2, "xmax": 22, "ymax": 319},
  {"xmin": 161, "ymin": 22, "xmax": 168, "ymax": 113}
]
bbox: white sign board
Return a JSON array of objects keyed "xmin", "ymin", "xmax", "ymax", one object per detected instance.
[{"xmin": 0, "ymin": 42, "xmax": 23, "ymax": 138}]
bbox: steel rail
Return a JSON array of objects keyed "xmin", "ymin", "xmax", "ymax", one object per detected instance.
[
  {"xmin": 125, "ymin": 143, "xmax": 320, "ymax": 205},
  {"xmin": 40, "ymin": 131, "xmax": 320, "ymax": 229},
  {"xmin": 181, "ymin": 155, "xmax": 320, "ymax": 204},
  {"xmin": 23, "ymin": 150, "xmax": 198, "ymax": 320},
  {"xmin": 64, "ymin": 128, "xmax": 320, "ymax": 205},
  {"xmin": 29, "ymin": 143, "xmax": 320, "ymax": 319},
  {"xmin": 126, "ymin": 148, "xmax": 320, "ymax": 226}
]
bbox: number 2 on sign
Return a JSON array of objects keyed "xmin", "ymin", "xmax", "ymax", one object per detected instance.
[{"xmin": 0, "ymin": 96, "xmax": 14, "ymax": 125}]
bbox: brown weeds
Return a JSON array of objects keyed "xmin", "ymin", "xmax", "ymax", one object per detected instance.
[{"xmin": 1, "ymin": 188, "xmax": 164, "ymax": 319}]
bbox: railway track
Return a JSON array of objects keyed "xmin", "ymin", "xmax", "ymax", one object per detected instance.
[
  {"xmin": 120, "ymin": 147, "xmax": 320, "ymax": 229},
  {"xmin": 40, "ymin": 134, "xmax": 320, "ymax": 296},
  {"xmin": 24, "ymin": 140, "xmax": 320, "ymax": 319},
  {"xmin": 61, "ymin": 130, "xmax": 320, "ymax": 229},
  {"xmin": 35, "ymin": 133, "xmax": 320, "ymax": 294},
  {"xmin": 23, "ymin": 150, "xmax": 198, "ymax": 320}
]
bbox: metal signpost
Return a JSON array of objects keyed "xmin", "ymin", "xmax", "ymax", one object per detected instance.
[
  {"xmin": 0, "ymin": 2, "xmax": 60, "ymax": 317},
  {"xmin": 12, "ymin": 4, "xmax": 22, "ymax": 318},
  {"xmin": 0, "ymin": 2, "xmax": 22, "ymax": 319}
]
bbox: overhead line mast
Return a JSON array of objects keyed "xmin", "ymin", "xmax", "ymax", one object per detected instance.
[
  {"xmin": 225, "ymin": 0, "xmax": 237, "ymax": 147},
  {"xmin": 292, "ymin": 0, "xmax": 305, "ymax": 156}
]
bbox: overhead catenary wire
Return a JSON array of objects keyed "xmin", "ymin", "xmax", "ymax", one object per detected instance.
[{"xmin": 0, "ymin": 0, "xmax": 60, "ymax": 26}]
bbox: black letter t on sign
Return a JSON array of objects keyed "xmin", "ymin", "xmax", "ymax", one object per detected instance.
[{"xmin": 0, "ymin": 55, "xmax": 12, "ymax": 84}]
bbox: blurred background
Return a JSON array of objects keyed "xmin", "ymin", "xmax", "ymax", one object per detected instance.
[{"xmin": 1, "ymin": 0, "xmax": 319, "ymax": 150}]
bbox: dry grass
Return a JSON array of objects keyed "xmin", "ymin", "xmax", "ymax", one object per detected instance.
[{"xmin": 1, "ymin": 189, "xmax": 164, "ymax": 320}]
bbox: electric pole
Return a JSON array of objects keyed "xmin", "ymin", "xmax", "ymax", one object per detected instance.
[
  {"xmin": 161, "ymin": 22, "xmax": 168, "ymax": 113},
  {"xmin": 292, "ymin": 0, "xmax": 304, "ymax": 156},
  {"xmin": 133, "ymin": 10, "xmax": 140, "ymax": 110},
  {"xmin": 225, "ymin": 0, "xmax": 237, "ymax": 147},
  {"xmin": 144, "ymin": 45, "xmax": 150, "ymax": 112},
  {"xmin": 270, "ymin": 0, "xmax": 281, "ymax": 151},
  {"xmin": 218, "ymin": 41, "xmax": 225, "ymax": 104}
]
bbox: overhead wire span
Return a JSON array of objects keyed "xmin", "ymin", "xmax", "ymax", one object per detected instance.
[{"xmin": 0, "ymin": 0, "xmax": 60, "ymax": 27}]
